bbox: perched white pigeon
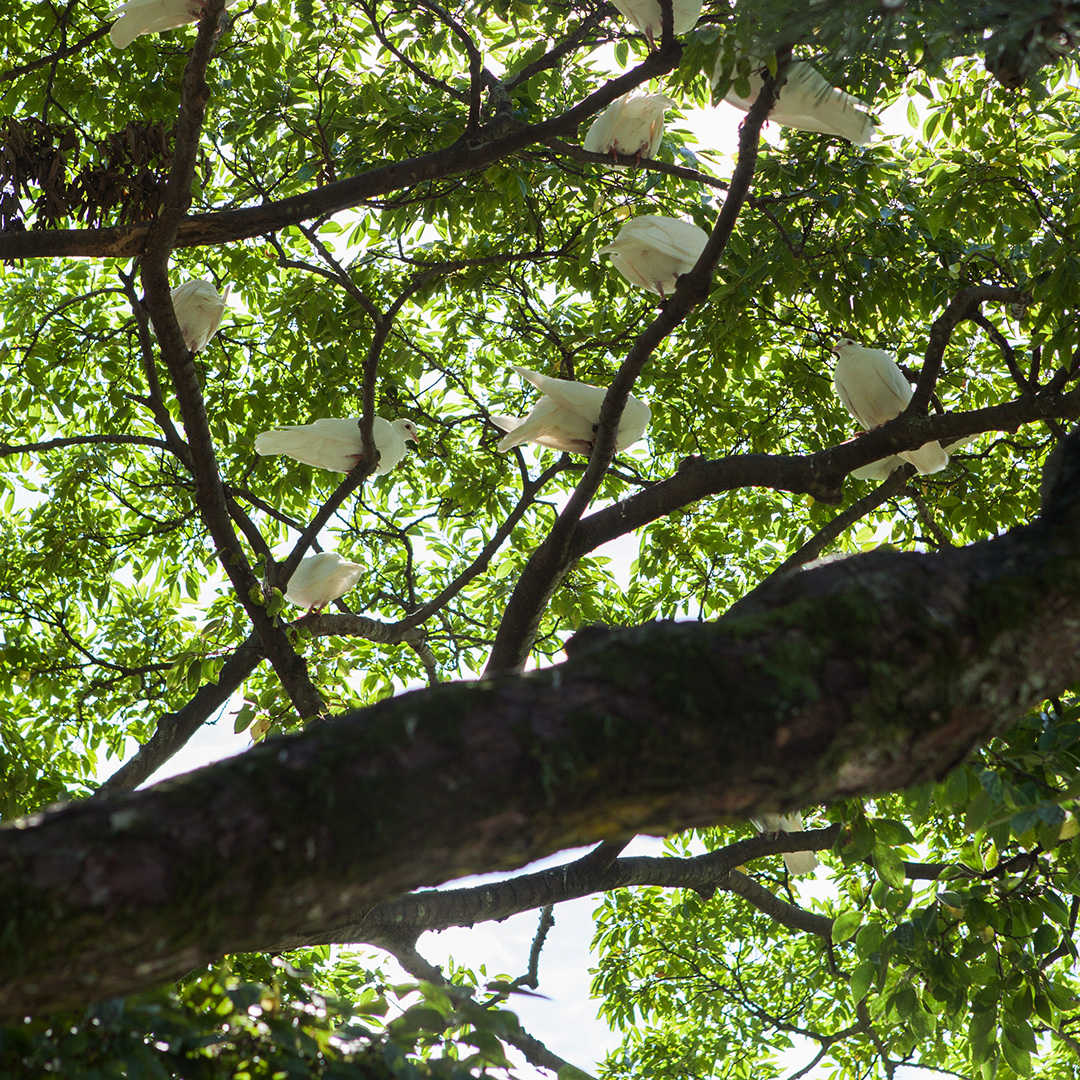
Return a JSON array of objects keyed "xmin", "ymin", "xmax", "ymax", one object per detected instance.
[
  {"xmin": 284, "ymin": 551, "xmax": 363, "ymax": 610},
  {"xmin": 583, "ymin": 91, "xmax": 676, "ymax": 164},
  {"xmin": 493, "ymin": 364, "xmax": 650, "ymax": 455},
  {"xmin": 598, "ymin": 215, "xmax": 709, "ymax": 297},
  {"xmin": 714, "ymin": 49, "xmax": 874, "ymax": 145},
  {"xmin": 752, "ymin": 812, "xmax": 819, "ymax": 876},
  {"xmin": 108, "ymin": 0, "xmax": 233, "ymax": 49},
  {"xmin": 611, "ymin": 0, "xmax": 702, "ymax": 43},
  {"xmin": 255, "ymin": 417, "xmax": 419, "ymax": 475},
  {"xmin": 831, "ymin": 337, "xmax": 949, "ymax": 475},
  {"xmin": 163, "ymin": 279, "xmax": 229, "ymax": 353}
]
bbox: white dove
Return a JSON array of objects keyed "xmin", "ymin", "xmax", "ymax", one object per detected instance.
[
  {"xmin": 611, "ymin": 0, "xmax": 702, "ymax": 44},
  {"xmin": 284, "ymin": 552, "xmax": 363, "ymax": 610},
  {"xmin": 714, "ymin": 49, "xmax": 874, "ymax": 145},
  {"xmin": 583, "ymin": 91, "xmax": 676, "ymax": 164},
  {"xmin": 598, "ymin": 215, "xmax": 709, "ymax": 297},
  {"xmin": 751, "ymin": 812, "xmax": 819, "ymax": 876},
  {"xmin": 163, "ymin": 279, "xmax": 229, "ymax": 353},
  {"xmin": 831, "ymin": 338, "xmax": 949, "ymax": 475},
  {"xmin": 255, "ymin": 417, "xmax": 419, "ymax": 475},
  {"xmin": 493, "ymin": 365, "xmax": 650, "ymax": 454},
  {"xmin": 108, "ymin": 0, "xmax": 233, "ymax": 49}
]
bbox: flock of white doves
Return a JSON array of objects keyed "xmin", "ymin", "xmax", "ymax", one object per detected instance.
[{"xmin": 122, "ymin": 0, "xmax": 949, "ymax": 624}]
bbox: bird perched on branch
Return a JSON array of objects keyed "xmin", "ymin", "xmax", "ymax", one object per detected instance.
[
  {"xmin": 255, "ymin": 417, "xmax": 419, "ymax": 475},
  {"xmin": 714, "ymin": 48, "xmax": 875, "ymax": 145},
  {"xmin": 493, "ymin": 365, "xmax": 650, "ymax": 454},
  {"xmin": 752, "ymin": 812, "xmax": 819, "ymax": 876},
  {"xmin": 284, "ymin": 552, "xmax": 363, "ymax": 611},
  {"xmin": 611, "ymin": 0, "xmax": 703, "ymax": 44},
  {"xmin": 598, "ymin": 215, "xmax": 709, "ymax": 298},
  {"xmin": 107, "ymin": 0, "xmax": 233, "ymax": 49},
  {"xmin": 831, "ymin": 338, "xmax": 949, "ymax": 475},
  {"xmin": 159, "ymin": 279, "xmax": 229, "ymax": 353},
  {"xmin": 583, "ymin": 91, "xmax": 675, "ymax": 165}
]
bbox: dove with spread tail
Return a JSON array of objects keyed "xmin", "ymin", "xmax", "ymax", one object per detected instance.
[
  {"xmin": 714, "ymin": 48, "xmax": 874, "ymax": 145},
  {"xmin": 493, "ymin": 365, "xmax": 650, "ymax": 454},
  {"xmin": 255, "ymin": 417, "xmax": 419, "ymax": 475}
]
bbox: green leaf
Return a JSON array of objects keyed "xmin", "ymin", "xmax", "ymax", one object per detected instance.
[
  {"xmin": 832, "ymin": 910, "xmax": 863, "ymax": 944},
  {"xmin": 850, "ymin": 960, "xmax": 875, "ymax": 1003},
  {"xmin": 873, "ymin": 843, "xmax": 907, "ymax": 889},
  {"xmin": 969, "ymin": 1007, "xmax": 997, "ymax": 1066},
  {"xmin": 1000, "ymin": 1032, "xmax": 1032, "ymax": 1076}
]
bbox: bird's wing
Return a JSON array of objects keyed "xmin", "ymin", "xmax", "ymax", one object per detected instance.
[
  {"xmin": 610, "ymin": 0, "xmax": 656, "ymax": 35},
  {"xmin": 770, "ymin": 104, "xmax": 874, "ymax": 144},
  {"xmin": 494, "ymin": 400, "xmax": 564, "ymax": 450},
  {"xmin": 620, "ymin": 217, "xmax": 708, "ymax": 262},
  {"xmin": 773, "ymin": 65, "xmax": 873, "ymax": 143},
  {"xmin": 583, "ymin": 99, "xmax": 625, "ymax": 154},
  {"xmin": 834, "ymin": 347, "xmax": 911, "ymax": 429},
  {"xmin": 868, "ymin": 351, "xmax": 915, "ymax": 413},
  {"xmin": 511, "ymin": 365, "xmax": 606, "ymax": 420},
  {"xmin": 671, "ymin": 0, "xmax": 702, "ymax": 34},
  {"xmin": 495, "ymin": 399, "xmax": 595, "ymax": 452},
  {"xmin": 832, "ymin": 362, "xmax": 869, "ymax": 429},
  {"xmin": 256, "ymin": 419, "xmax": 363, "ymax": 472}
]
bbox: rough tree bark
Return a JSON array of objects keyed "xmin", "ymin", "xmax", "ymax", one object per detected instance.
[{"xmin": 1, "ymin": 434, "xmax": 1079, "ymax": 1020}]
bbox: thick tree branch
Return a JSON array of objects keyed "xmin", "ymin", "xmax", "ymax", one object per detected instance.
[
  {"xmin": 0, "ymin": 47, "xmax": 682, "ymax": 261},
  {"xmin": 3, "ymin": 435, "xmax": 1079, "ymax": 1018},
  {"xmin": 722, "ymin": 869, "xmax": 834, "ymax": 938},
  {"xmin": 138, "ymin": 3, "xmax": 326, "ymax": 722},
  {"xmin": 300, "ymin": 831, "xmax": 839, "ymax": 951}
]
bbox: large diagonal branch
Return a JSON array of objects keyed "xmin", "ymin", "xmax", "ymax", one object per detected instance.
[
  {"xmin": 4, "ymin": 433, "xmax": 1080, "ymax": 1018},
  {"xmin": 139, "ymin": 1, "xmax": 325, "ymax": 722},
  {"xmin": 0, "ymin": 45, "xmax": 681, "ymax": 261}
]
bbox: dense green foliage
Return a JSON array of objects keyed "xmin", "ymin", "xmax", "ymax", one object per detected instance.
[{"xmin": 3, "ymin": 0, "xmax": 1080, "ymax": 1076}]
